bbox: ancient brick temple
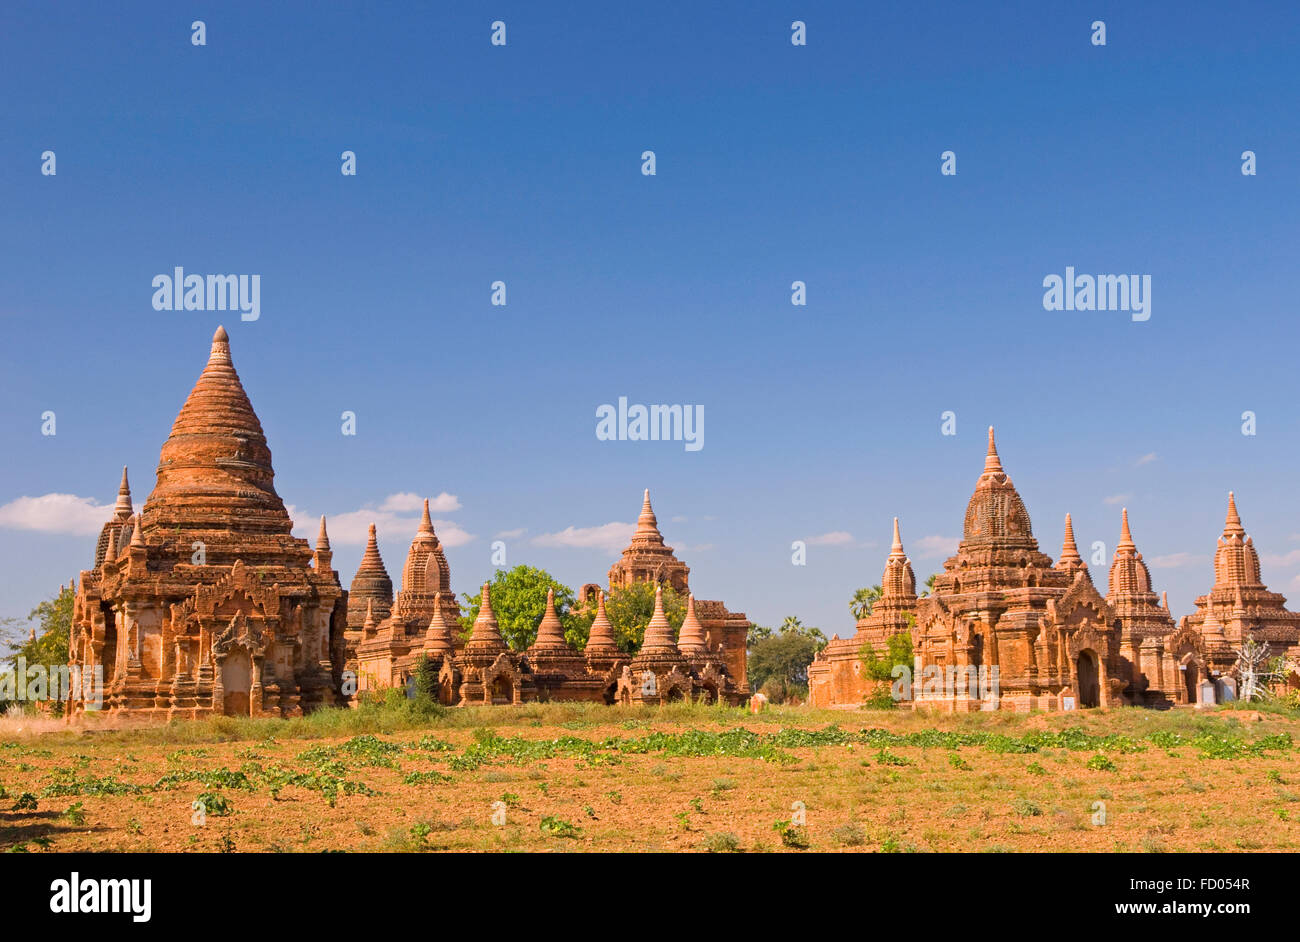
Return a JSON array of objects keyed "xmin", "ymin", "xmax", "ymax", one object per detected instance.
[
  {"xmin": 68, "ymin": 328, "xmax": 347, "ymax": 719},
  {"xmin": 808, "ymin": 428, "xmax": 1300, "ymax": 711},
  {"xmin": 353, "ymin": 489, "xmax": 750, "ymax": 705}
]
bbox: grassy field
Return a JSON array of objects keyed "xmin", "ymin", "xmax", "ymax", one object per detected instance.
[{"xmin": 1, "ymin": 701, "xmax": 1297, "ymax": 852}]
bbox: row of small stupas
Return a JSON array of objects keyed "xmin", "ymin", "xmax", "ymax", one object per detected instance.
[
  {"xmin": 348, "ymin": 489, "xmax": 750, "ymax": 706},
  {"xmin": 808, "ymin": 428, "xmax": 1300, "ymax": 711},
  {"xmin": 66, "ymin": 327, "xmax": 748, "ymax": 720}
]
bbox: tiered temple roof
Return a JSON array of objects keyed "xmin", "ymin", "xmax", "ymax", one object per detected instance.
[
  {"xmin": 70, "ymin": 327, "xmax": 346, "ymax": 720},
  {"xmin": 608, "ymin": 489, "xmax": 690, "ymax": 593}
]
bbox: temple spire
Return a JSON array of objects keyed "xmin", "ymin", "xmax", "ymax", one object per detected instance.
[
  {"xmin": 424, "ymin": 593, "xmax": 454, "ymax": 656},
  {"xmin": 641, "ymin": 582, "xmax": 676, "ymax": 650},
  {"xmin": 130, "ymin": 516, "xmax": 145, "ymax": 548},
  {"xmin": 585, "ymin": 591, "xmax": 618, "ymax": 653},
  {"xmin": 633, "ymin": 488, "xmax": 664, "ymax": 542},
  {"xmin": 888, "ymin": 517, "xmax": 905, "ymax": 559},
  {"xmin": 209, "ymin": 324, "xmax": 231, "ymax": 364},
  {"xmin": 113, "ymin": 467, "xmax": 133, "ymax": 520},
  {"xmin": 468, "ymin": 582, "xmax": 505, "ymax": 647},
  {"xmin": 534, "ymin": 588, "xmax": 567, "ymax": 646},
  {"xmin": 983, "ymin": 426, "xmax": 1003, "ymax": 474},
  {"xmin": 1223, "ymin": 491, "xmax": 1244, "ymax": 537},
  {"xmin": 418, "ymin": 498, "xmax": 436, "ymax": 539},
  {"xmin": 1118, "ymin": 508, "xmax": 1136, "ymax": 551},
  {"xmin": 1161, "ymin": 591, "xmax": 1170, "ymax": 611},
  {"xmin": 1059, "ymin": 513, "xmax": 1082, "ymax": 564},
  {"xmin": 677, "ymin": 593, "xmax": 707, "ymax": 655},
  {"xmin": 362, "ymin": 524, "xmax": 383, "ymax": 565},
  {"xmin": 316, "ymin": 515, "xmax": 331, "ymax": 551},
  {"xmin": 362, "ymin": 599, "xmax": 377, "ymax": 635}
]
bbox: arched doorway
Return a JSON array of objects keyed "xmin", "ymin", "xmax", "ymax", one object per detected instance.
[
  {"xmin": 1077, "ymin": 650, "xmax": 1100, "ymax": 708},
  {"xmin": 100, "ymin": 605, "xmax": 118, "ymax": 682},
  {"xmin": 490, "ymin": 676, "xmax": 512, "ymax": 705},
  {"xmin": 1183, "ymin": 659, "xmax": 1199, "ymax": 704},
  {"xmin": 221, "ymin": 648, "xmax": 252, "ymax": 716}
]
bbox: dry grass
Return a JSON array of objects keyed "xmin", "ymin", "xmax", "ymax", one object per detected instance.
[{"xmin": 1, "ymin": 702, "xmax": 1295, "ymax": 852}]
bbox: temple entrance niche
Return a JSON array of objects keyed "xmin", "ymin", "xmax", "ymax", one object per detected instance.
[
  {"xmin": 100, "ymin": 604, "xmax": 118, "ymax": 682},
  {"xmin": 490, "ymin": 676, "xmax": 512, "ymax": 705},
  {"xmin": 1182, "ymin": 657, "xmax": 1200, "ymax": 704},
  {"xmin": 1077, "ymin": 649, "xmax": 1100, "ymax": 708},
  {"xmin": 221, "ymin": 648, "xmax": 252, "ymax": 716}
]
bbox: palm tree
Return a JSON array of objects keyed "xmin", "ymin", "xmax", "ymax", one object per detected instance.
[
  {"xmin": 780, "ymin": 615, "xmax": 804, "ymax": 634},
  {"xmin": 850, "ymin": 585, "xmax": 882, "ymax": 620},
  {"xmin": 921, "ymin": 574, "xmax": 937, "ymax": 598}
]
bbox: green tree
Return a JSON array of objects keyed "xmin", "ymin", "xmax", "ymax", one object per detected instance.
[
  {"xmin": 457, "ymin": 566, "xmax": 587, "ymax": 651},
  {"xmin": 850, "ymin": 585, "xmax": 883, "ymax": 619},
  {"xmin": 747, "ymin": 617, "xmax": 828, "ymax": 703},
  {"xmin": 920, "ymin": 574, "xmax": 937, "ymax": 598},
  {"xmin": 602, "ymin": 581, "xmax": 685, "ymax": 654},
  {"xmin": 858, "ymin": 631, "xmax": 913, "ymax": 682},
  {"xmin": 2, "ymin": 586, "xmax": 73, "ymax": 710}
]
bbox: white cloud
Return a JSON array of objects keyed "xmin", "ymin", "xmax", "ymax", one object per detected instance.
[
  {"xmin": 671, "ymin": 515, "xmax": 689, "ymax": 523},
  {"xmin": 675, "ymin": 542, "xmax": 714, "ymax": 553},
  {"xmin": 1262, "ymin": 549, "xmax": 1300, "ymax": 567},
  {"xmin": 1103, "ymin": 494, "xmax": 1132, "ymax": 506},
  {"xmin": 914, "ymin": 535, "xmax": 960, "ymax": 558},
  {"xmin": 292, "ymin": 493, "xmax": 471, "ymax": 548},
  {"xmin": 495, "ymin": 528, "xmax": 527, "ymax": 539},
  {"xmin": 533, "ymin": 522, "xmax": 634, "ymax": 554},
  {"xmin": 0, "ymin": 493, "xmax": 111, "ymax": 536},
  {"xmin": 378, "ymin": 491, "xmax": 460, "ymax": 513},
  {"xmin": 1136, "ymin": 453, "xmax": 1157, "ymax": 466},
  {"xmin": 1148, "ymin": 552, "xmax": 1207, "ymax": 569},
  {"xmin": 805, "ymin": 531, "xmax": 853, "ymax": 546}
]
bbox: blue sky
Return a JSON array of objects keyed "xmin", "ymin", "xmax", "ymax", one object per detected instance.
[{"xmin": 2, "ymin": 1, "xmax": 1299, "ymax": 641}]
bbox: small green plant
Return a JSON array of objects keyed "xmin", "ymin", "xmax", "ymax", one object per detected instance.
[
  {"xmin": 539, "ymin": 815, "xmax": 582, "ymax": 839},
  {"xmin": 12, "ymin": 793, "xmax": 37, "ymax": 811},
  {"xmin": 60, "ymin": 802, "xmax": 86, "ymax": 825},
  {"xmin": 1086, "ymin": 753, "xmax": 1118, "ymax": 772},
  {"xmin": 772, "ymin": 818, "xmax": 810, "ymax": 849},
  {"xmin": 403, "ymin": 770, "xmax": 452, "ymax": 786},
  {"xmin": 604, "ymin": 789, "xmax": 622, "ymax": 804},
  {"xmin": 1026, "ymin": 762, "xmax": 1047, "ymax": 776},
  {"xmin": 948, "ymin": 753, "xmax": 971, "ymax": 771},
  {"xmin": 195, "ymin": 792, "xmax": 233, "ymax": 817}
]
